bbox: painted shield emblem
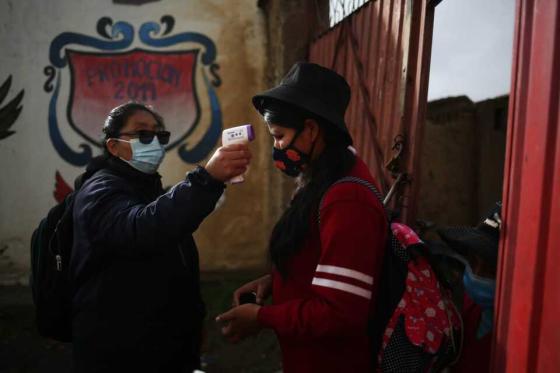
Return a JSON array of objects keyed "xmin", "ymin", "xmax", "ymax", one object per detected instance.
[
  {"xmin": 47, "ymin": 17, "xmax": 222, "ymax": 167},
  {"xmin": 67, "ymin": 49, "xmax": 200, "ymax": 149}
]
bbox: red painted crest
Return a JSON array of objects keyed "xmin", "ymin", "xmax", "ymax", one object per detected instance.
[{"xmin": 67, "ymin": 49, "xmax": 200, "ymax": 148}]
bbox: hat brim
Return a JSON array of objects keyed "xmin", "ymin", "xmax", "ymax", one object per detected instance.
[
  {"xmin": 252, "ymin": 84, "xmax": 353, "ymax": 145},
  {"xmin": 437, "ymin": 226, "xmax": 499, "ymax": 265}
]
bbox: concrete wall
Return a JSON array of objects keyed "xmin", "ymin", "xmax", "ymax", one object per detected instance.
[
  {"xmin": 0, "ymin": 0, "xmax": 298, "ymax": 284},
  {"xmin": 416, "ymin": 95, "xmax": 508, "ymax": 230}
]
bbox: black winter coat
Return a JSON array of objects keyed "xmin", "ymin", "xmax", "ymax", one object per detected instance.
[{"xmin": 70, "ymin": 156, "xmax": 224, "ymax": 372}]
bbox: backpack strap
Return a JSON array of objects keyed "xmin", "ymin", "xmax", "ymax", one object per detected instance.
[{"xmin": 318, "ymin": 176, "xmax": 387, "ymax": 226}]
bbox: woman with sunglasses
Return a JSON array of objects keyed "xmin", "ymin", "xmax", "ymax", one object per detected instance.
[
  {"xmin": 217, "ymin": 63, "xmax": 388, "ymax": 372},
  {"xmin": 70, "ymin": 102, "xmax": 251, "ymax": 373}
]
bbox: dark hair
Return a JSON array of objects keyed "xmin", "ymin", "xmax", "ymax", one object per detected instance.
[
  {"xmin": 264, "ymin": 99, "xmax": 355, "ymax": 276},
  {"xmin": 102, "ymin": 102, "xmax": 164, "ymax": 154}
]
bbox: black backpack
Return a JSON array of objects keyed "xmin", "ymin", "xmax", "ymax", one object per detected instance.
[
  {"xmin": 319, "ymin": 176, "xmax": 461, "ymax": 372},
  {"xmin": 30, "ymin": 169, "xmax": 98, "ymax": 342},
  {"xmin": 30, "ymin": 190, "xmax": 76, "ymax": 342}
]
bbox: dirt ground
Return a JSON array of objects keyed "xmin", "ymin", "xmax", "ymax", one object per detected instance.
[{"xmin": 0, "ymin": 272, "xmax": 282, "ymax": 373}]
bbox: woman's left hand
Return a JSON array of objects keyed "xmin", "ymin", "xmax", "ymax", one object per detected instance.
[{"xmin": 216, "ymin": 304, "xmax": 262, "ymax": 343}]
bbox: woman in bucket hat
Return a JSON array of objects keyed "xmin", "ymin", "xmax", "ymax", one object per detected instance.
[{"xmin": 217, "ymin": 62, "xmax": 388, "ymax": 372}]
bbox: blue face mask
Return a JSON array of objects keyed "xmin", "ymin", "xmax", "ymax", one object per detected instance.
[
  {"xmin": 116, "ymin": 137, "xmax": 165, "ymax": 174},
  {"xmin": 463, "ymin": 263, "xmax": 496, "ymax": 338}
]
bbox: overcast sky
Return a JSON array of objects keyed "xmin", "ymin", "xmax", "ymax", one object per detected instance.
[{"xmin": 428, "ymin": 0, "xmax": 516, "ymax": 102}]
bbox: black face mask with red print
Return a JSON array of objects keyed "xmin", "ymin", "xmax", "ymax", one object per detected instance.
[{"xmin": 272, "ymin": 129, "xmax": 311, "ymax": 177}]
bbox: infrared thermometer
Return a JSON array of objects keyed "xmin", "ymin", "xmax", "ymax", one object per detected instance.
[{"xmin": 221, "ymin": 124, "xmax": 255, "ymax": 184}]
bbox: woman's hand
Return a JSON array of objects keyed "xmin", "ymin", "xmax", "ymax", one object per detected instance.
[
  {"xmin": 232, "ymin": 274, "xmax": 272, "ymax": 306},
  {"xmin": 216, "ymin": 304, "xmax": 262, "ymax": 343},
  {"xmin": 205, "ymin": 143, "xmax": 252, "ymax": 183}
]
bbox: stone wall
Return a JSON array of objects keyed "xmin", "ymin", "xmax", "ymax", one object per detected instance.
[
  {"xmin": 474, "ymin": 95, "xmax": 508, "ymax": 216},
  {"xmin": 417, "ymin": 95, "xmax": 508, "ymax": 230}
]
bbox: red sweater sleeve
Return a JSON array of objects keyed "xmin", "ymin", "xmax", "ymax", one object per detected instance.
[{"xmin": 258, "ymin": 184, "xmax": 387, "ymax": 338}]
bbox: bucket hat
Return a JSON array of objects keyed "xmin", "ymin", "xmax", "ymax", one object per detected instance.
[{"xmin": 252, "ymin": 62, "xmax": 353, "ymax": 145}]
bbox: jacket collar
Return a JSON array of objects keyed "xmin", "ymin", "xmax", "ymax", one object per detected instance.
[
  {"xmin": 78, "ymin": 155, "xmax": 163, "ymax": 193},
  {"xmin": 107, "ymin": 156, "xmax": 163, "ymax": 191}
]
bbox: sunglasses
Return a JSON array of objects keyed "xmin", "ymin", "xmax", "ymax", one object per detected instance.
[{"xmin": 118, "ymin": 130, "xmax": 171, "ymax": 145}]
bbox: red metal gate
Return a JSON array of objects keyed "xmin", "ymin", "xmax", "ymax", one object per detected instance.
[
  {"xmin": 493, "ymin": 0, "xmax": 560, "ymax": 371},
  {"xmin": 309, "ymin": 0, "xmax": 436, "ymax": 223}
]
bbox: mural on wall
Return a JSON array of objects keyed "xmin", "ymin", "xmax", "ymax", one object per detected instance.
[
  {"xmin": 0, "ymin": 75, "xmax": 24, "ymax": 141},
  {"xmin": 45, "ymin": 15, "xmax": 222, "ymax": 168}
]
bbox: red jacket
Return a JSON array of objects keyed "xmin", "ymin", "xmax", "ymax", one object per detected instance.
[
  {"xmin": 451, "ymin": 294, "xmax": 492, "ymax": 373},
  {"xmin": 258, "ymin": 157, "xmax": 388, "ymax": 373}
]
